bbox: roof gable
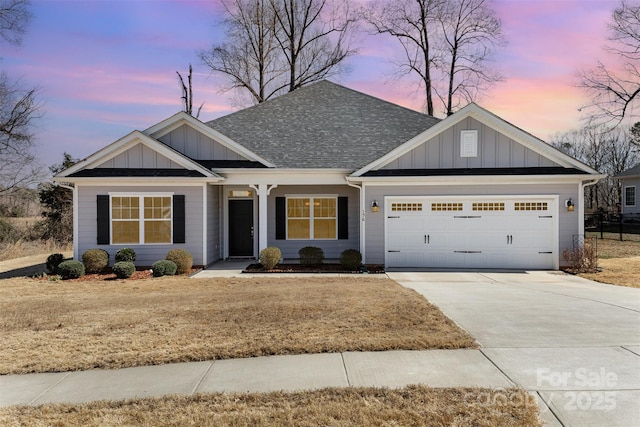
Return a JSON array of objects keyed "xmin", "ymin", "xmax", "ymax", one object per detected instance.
[
  {"xmin": 207, "ymin": 81, "xmax": 441, "ymax": 169},
  {"xmin": 352, "ymin": 103, "xmax": 601, "ymax": 177},
  {"xmin": 56, "ymin": 130, "xmax": 218, "ymax": 179},
  {"xmin": 145, "ymin": 112, "xmax": 274, "ymax": 168},
  {"xmin": 616, "ymin": 163, "xmax": 640, "ymax": 179}
]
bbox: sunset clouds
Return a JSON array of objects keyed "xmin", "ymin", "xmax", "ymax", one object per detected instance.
[{"xmin": 1, "ymin": 0, "xmax": 621, "ymax": 167}]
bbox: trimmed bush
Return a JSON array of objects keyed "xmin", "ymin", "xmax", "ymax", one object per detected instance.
[
  {"xmin": 259, "ymin": 246, "xmax": 282, "ymax": 270},
  {"xmin": 340, "ymin": 249, "xmax": 362, "ymax": 270},
  {"xmin": 82, "ymin": 249, "xmax": 110, "ymax": 274},
  {"xmin": 166, "ymin": 249, "xmax": 193, "ymax": 274},
  {"xmin": 152, "ymin": 260, "xmax": 177, "ymax": 277},
  {"xmin": 46, "ymin": 253, "xmax": 65, "ymax": 274},
  {"xmin": 57, "ymin": 260, "xmax": 85, "ymax": 280},
  {"xmin": 115, "ymin": 247, "xmax": 136, "ymax": 263},
  {"xmin": 298, "ymin": 246, "xmax": 324, "ymax": 265},
  {"xmin": 113, "ymin": 261, "xmax": 135, "ymax": 279}
]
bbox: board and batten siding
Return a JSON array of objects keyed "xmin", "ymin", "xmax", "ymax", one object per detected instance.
[
  {"xmin": 77, "ymin": 185, "xmax": 205, "ymax": 266},
  {"xmin": 267, "ymin": 185, "xmax": 360, "ymax": 259},
  {"xmin": 157, "ymin": 124, "xmax": 248, "ymax": 161},
  {"xmin": 207, "ymin": 184, "xmax": 221, "ymax": 263},
  {"xmin": 381, "ymin": 117, "xmax": 559, "ymax": 170},
  {"xmin": 97, "ymin": 143, "xmax": 182, "ymax": 169},
  {"xmin": 363, "ymin": 184, "xmax": 578, "ymax": 266}
]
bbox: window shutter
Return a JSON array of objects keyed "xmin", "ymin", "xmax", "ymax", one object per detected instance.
[
  {"xmin": 338, "ymin": 196, "xmax": 348, "ymax": 240},
  {"xmin": 275, "ymin": 197, "xmax": 286, "ymax": 240},
  {"xmin": 97, "ymin": 195, "xmax": 110, "ymax": 245},
  {"xmin": 173, "ymin": 195, "xmax": 186, "ymax": 244}
]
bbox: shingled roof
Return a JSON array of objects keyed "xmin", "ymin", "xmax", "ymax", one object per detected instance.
[{"xmin": 207, "ymin": 81, "xmax": 440, "ymax": 169}]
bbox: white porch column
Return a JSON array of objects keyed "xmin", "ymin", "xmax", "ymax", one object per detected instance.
[{"xmin": 257, "ymin": 184, "xmax": 268, "ymax": 252}]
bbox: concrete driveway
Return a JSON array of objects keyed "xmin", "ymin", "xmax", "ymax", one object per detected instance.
[{"xmin": 388, "ymin": 270, "xmax": 640, "ymax": 427}]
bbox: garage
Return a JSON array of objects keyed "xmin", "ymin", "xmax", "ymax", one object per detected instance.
[{"xmin": 385, "ymin": 196, "xmax": 557, "ymax": 270}]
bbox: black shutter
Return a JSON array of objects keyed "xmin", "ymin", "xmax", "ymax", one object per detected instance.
[
  {"xmin": 173, "ymin": 195, "xmax": 185, "ymax": 244},
  {"xmin": 338, "ymin": 196, "xmax": 348, "ymax": 240},
  {"xmin": 97, "ymin": 195, "xmax": 110, "ymax": 245},
  {"xmin": 275, "ymin": 197, "xmax": 286, "ymax": 240}
]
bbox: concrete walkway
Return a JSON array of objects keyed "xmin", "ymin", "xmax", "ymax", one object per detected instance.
[
  {"xmin": 1, "ymin": 266, "xmax": 639, "ymax": 426},
  {"xmin": 0, "ymin": 251, "xmax": 73, "ymax": 279}
]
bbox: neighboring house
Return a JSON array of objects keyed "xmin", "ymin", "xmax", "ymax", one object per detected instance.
[
  {"xmin": 55, "ymin": 81, "xmax": 604, "ymax": 270},
  {"xmin": 615, "ymin": 164, "xmax": 640, "ymax": 215}
]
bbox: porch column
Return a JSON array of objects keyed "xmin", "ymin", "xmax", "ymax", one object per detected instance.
[{"xmin": 257, "ymin": 184, "xmax": 268, "ymax": 252}]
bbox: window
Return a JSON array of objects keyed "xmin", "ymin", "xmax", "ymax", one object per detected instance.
[
  {"xmin": 287, "ymin": 197, "xmax": 336, "ymax": 239},
  {"xmin": 625, "ymin": 186, "xmax": 636, "ymax": 207},
  {"xmin": 111, "ymin": 195, "xmax": 172, "ymax": 244},
  {"xmin": 460, "ymin": 130, "xmax": 478, "ymax": 157}
]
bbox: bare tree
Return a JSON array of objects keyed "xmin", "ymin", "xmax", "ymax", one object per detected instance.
[
  {"xmin": 578, "ymin": 0, "xmax": 640, "ymax": 126},
  {"xmin": 201, "ymin": 0, "xmax": 357, "ymax": 104},
  {"xmin": 551, "ymin": 124, "xmax": 640, "ymax": 210},
  {"xmin": 1, "ymin": 0, "xmax": 41, "ymax": 194},
  {"xmin": 365, "ymin": 0, "xmax": 504, "ymax": 116},
  {"xmin": 176, "ymin": 64, "xmax": 204, "ymax": 118},
  {"xmin": 436, "ymin": 0, "xmax": 505, "ymax": 116}
]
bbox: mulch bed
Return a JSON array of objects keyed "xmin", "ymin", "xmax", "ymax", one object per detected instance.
[
  {"xmin": 34, "ymin": 268, "xmax": 201, "ymax": 281},
  {"xmin": 244, "ymin": 263, "xmax": 385, "ymax": 274}
]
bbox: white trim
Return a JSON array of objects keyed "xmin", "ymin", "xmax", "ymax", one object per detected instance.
[
  {"xmin": 107, "ymin": 193, "xmax": 174, "ymax": 245},
  {"xmin": 202, "ymin": 184, "xmax": 207, "ymax": 266},
  {"xmin": 285, "ymin": 195, "xmax": 339, "ymax": 241},
  {"xmin": 624, "ymin": 185, "xmax": 636, "ymax": 207},
  {"xmin": 56, "ymin": 130, "xmax": 219, "ymax": 179},
  {"xmin": 144, "ymin": 112, "xmax": 275, "ymax": 168},
  {"xmin": 346, "ymin": 180, "xmax": 365, "ymax": 263},
  {"xmin": 55, "ymin": 178, "xmax": 221, "ymax": 186},
  {"xmin": 348, "ymin": 174, "xmax": 607, "ymax": 186},
  {"xmin": 352, "ymin": 103, "xmax": 601, "ymax": 177}
]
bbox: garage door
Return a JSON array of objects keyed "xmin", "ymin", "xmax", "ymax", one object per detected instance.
[{"xmin": 385, "ymin": 197, "xmax": 556, "ymax": 269}]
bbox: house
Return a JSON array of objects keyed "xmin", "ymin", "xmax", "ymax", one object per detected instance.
[
  {"xmin": 55, "ymin": 81, "xmax": 604, "ymax": 270},
  {"xmin": 615, "ymin": 164, "xmax": 640, "ymax": 216}
]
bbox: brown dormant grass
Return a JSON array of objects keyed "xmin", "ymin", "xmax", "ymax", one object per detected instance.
[
  {"xmin": 0, "ymin": 386, "xmax": 542, "ymax": 427},
  {"xmin": 0, "ymin": 276, "xmax": 476, "ymax": 374},
  {"xmin": 580, "ymin": 257, "xmax": 640, "ymax": 288},
  {"xmin": 0, "ymin": 239, "xmax": 72, "ymax": 262},
  {"xmin": 587, "ymin": 236, "xmax": 640, "ymax": 258}
]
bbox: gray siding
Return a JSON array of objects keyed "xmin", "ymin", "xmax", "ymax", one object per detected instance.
[
  {"xmin": 158, "ymin": 124, "xmax": 249, "ymax": 160},
  {"xmin": 97, "ymin": 143, "xmax": 182, "ymax": 169},
  {"xmin": 77, "ymin": 185, "xmax": 205, "ymax": 266},
  {"xmin": 207, "ymin": 184, "xmax": 221, "ymax": 263},
  {"xmin": 267, "ymin": 185, "xmax": 360, "ymax": 259},
  {"xmin": 381, "ymin": 118, "xmax": 559, "ymax": 170},
  {"xmin": 363, "ymin": 184, "xmax": 578, "ymax": 266}
]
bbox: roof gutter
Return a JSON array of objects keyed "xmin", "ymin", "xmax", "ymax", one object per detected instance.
[{"xmin": 346, "ymin": 178, "xmax": 365, "ymax": 263}]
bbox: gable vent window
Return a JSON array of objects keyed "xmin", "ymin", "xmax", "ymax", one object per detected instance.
[{"xmin": 460, "ymin": 130, "xmax": 478, "ymax": 158}]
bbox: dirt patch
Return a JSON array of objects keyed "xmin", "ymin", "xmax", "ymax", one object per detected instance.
[
  {"xmin": 0, "ymin": 386, "xmax": 542, "ymax": 427},
  {"xmin": 0, "ymin": 276, "xmax": 476, "ymax": 374}
]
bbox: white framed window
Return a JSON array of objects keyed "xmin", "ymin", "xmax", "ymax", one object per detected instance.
[
  {"xmin": 625, "ymin": 186, "xmax": 636, "ymax": 207},
  {"xmin": 286, "ymin": 196, "xmax": 337, "ymax": 240},
  {"xmin": 110, "ymin": 194, "xmax": 173, "ymax": 244}
]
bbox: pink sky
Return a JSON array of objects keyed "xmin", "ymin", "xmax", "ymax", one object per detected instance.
[{"xmin": 1, "ymin": 0, "xmax": 619, "ymax": 170}]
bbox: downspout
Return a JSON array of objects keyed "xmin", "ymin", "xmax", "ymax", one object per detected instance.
[
  {"xmin": 579, "ymin": 179, "xmax": 600, "ymax": 237},
  {"xmin": 57, "ymin": 181, "xmax": 78, "ymax": 261},
  {"xmin": 346, "ymin": 179, "xmax": 365, "ymax": 263}
]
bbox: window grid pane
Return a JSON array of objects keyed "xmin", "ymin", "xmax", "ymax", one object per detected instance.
[
  {"xmin": 287, "ymin": 197, "xmax": 337, "ymax": 240},
  {"xmin": 111, "ymin": 195, "xmax": 172, "ymax": 244},
  {"xmin": 625, "ymin": 187, "xmax": 635, "ymax": 206}
]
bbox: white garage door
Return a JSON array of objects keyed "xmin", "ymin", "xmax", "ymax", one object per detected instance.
[{"xmin": 385, "ymin": 197, "xmax": 557, "ymax": 270}]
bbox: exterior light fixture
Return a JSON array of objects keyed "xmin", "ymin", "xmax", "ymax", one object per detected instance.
[
  {"xmin": 565, "ymin": 199, "xmax": 575, "ymax": 212},
  {"xmin": 371, "ymin": 200, "xmax": 379, "ymax": 213}
]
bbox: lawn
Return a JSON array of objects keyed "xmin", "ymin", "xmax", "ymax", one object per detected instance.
[
  {"xmin": 579, "ymin": 237, "xmax": 640, "ymax": 288},
  {"xmin": 0, "ymin": 386, "xmax": 542, "ymax": 427},
  {"xmin": 0, "ymin": 276, "xmax": 476, "ymax": 374}
]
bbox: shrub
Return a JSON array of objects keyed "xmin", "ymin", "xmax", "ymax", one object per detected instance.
[
  {"xmin": 113, "ymin": 261, "xmax": 135, "ymax": 279},
  {"xmin": 152, "ymin": 260, "xmax": 177, "ymax": 277},
  {"xmin": 82, "ymin": 249, "xmax": 109, "ymax": 274},
  {"xmin": 298, "ymin": 246, "xmax": 324, "ymax": 265},
  {"xmin": 562, "ymin": 239, "xmax": 598, "ymax": 273},
  {"xmin": 46, "ymin": 253, "xmax": 65, "ymax": 274},
  {"xmin": 340, "ymin": 249, "xmax": 362, "ymax": 270},
  {"xmin": 115, "ymin": 247, "xmax": 136, "ymax": 263},
  {"xmin": 0, "ymin": 218, "xmax": 21, "ymax": 243},
  {"xmin": 166, "ymin": 249, "xmax": 193, "ymax": 274},
  {"xmin": 259, "ymin": 246, "xmax": 282, "ymax": 270},
  {"xmin": 57, "ymin": 260, "xmax": 85, "ymax": 280}
]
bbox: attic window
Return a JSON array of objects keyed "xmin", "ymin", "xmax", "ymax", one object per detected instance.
[{"xmin": 460, "ymin": 130, "xmax": 478, "ymax": 158}]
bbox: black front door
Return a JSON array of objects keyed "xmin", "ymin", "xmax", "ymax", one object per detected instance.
[{"xmin": 229, "ymin": 199, "xmax": 254, "ymax": 257}]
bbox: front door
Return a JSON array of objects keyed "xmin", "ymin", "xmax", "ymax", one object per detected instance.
[{"xmin": 229, "ymin": 199, "xmax": 254, "ymax": 257}]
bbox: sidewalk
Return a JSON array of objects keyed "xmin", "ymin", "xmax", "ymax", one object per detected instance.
[{"xmin": 0, "ymin": 252, "xmax": 73, "ymax": 279}]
